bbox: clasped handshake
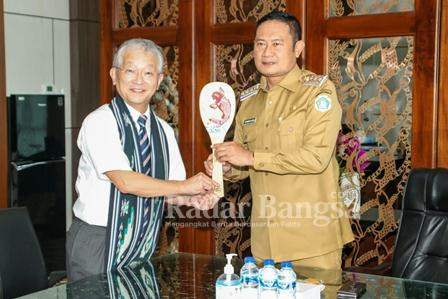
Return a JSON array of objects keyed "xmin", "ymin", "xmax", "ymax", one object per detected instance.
[{"xmin": 175, "ymin": 142, "xmax": 253, "ymax": 210}]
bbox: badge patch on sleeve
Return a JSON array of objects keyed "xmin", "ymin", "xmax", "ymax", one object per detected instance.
[{"xmin": 314, "ymin": 95, "xmax": 331, "ymax": 112}]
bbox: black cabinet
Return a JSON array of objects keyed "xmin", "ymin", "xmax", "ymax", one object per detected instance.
[{"xmin": 7, "ymin": 94, "xmax": 66, "ymax": 272}]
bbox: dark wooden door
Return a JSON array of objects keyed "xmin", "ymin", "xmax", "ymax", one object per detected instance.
[
  {"xmin": 438, "ymin": 1, "xmax": 448, "ymax": 166},
  {"xmin": 306, "ymin": 0, "xmax": 442, "ymax": 266},
  {"xmin": 192, "ymin": 0, "xmax": 304, "ymax": 255}
]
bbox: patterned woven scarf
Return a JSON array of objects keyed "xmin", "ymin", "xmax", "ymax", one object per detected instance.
[
  {"xmin": 105, "ymin": 96, "xmax": 169, "ymax": 271},
  {"xmin": 107, "ymin": 261, "xmax": 160, "ymax": 299}
]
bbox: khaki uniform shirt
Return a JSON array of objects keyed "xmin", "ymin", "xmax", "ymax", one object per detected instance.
[{"xmin": 227, "ymin": 65, "xmax": 354, "ymax": 262}]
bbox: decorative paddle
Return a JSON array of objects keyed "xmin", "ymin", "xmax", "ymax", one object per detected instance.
[{"xmin": 199, "ymin": 82, "xmax": 236, "ymax": 197}]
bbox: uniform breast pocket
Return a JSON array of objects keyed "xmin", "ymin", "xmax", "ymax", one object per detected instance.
[
  {"xmin": 242, "ymin": 125, "xmax": 257, "ymax": 151},
  {"xmin": 278, "ymin": 114, "xmax": 304, "ymax": 151}
]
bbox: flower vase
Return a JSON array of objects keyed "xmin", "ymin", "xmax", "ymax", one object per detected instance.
[{"xmin": 340, "ymin": 172, "xmax": 361, "ymax": 219}]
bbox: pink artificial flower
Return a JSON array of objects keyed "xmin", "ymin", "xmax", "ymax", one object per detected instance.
[{"xmin": 337, "ymin": 132, "xmax": 370, "ymax": 173}]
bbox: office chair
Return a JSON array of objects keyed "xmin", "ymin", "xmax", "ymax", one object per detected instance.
[
  {"xmin": 391, "ymin": 168, "xmax": 448, "ymax": 283},
  {"xmin": 350, "ymin": 168, "xmax": 448, "ymax": 284},
  {"xmin": 0, "ymin": 207, "xmax": 62, "ymax": 298}
]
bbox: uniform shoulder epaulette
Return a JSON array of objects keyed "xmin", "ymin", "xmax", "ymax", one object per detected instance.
[
  {"xmin": 239, "ymin": 84, "xmax": 260, "ymax": 102},
  {"xmin": 302, "ymin": 73, "xmax": 327, "ymax": 88}
]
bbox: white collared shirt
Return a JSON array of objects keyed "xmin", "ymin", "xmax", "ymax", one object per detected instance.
[{"xmin": 73, "ymin": 102, "xmax": 186, "ymax": 226}]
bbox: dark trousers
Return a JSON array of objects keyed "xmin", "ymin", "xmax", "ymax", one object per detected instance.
[{"xmin": 66, "ymin": 218, "xmax": 106, "ymax": 282}]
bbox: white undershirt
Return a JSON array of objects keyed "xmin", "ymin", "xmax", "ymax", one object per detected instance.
[{"xmin": 73, "ymin": 102, "xmax": 186, "ymax": 226}]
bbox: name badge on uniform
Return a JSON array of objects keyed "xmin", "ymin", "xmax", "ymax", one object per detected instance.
[
  {"xmin": 243, "ymin": 117, "xmax": 256, "ymax": 125},
  {"xmin": 314, "ymin": 95, "xmax": 331, "ymax": 112}
]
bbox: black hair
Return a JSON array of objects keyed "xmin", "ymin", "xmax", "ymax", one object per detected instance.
[{"xmin": 256, "ymin": 11, "xmax": 302, "ymax": 45}]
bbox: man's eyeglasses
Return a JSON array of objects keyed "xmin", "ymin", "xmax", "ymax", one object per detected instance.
[{"xmin": 116, "ymin": 67, "xmax": 160, "ymax": 82}]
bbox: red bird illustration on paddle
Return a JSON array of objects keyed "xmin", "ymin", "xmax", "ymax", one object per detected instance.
[{"xmin": 209, "ymin": 87, "xmax": 231, "ymax": 127}]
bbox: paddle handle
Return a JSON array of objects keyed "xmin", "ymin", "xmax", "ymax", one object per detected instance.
[{"xmin": 212, "ymin": 147, "xmax": 224, "ymax": 197}]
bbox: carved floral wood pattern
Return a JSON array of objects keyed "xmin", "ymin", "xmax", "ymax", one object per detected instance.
[
  {"xmin": 215, "ymin": 44, "xmax": 260, "ymax": 98},
  {"xmin": 329, "ymin": 37, "xmax": 413, "ymax": 266},
  {"xmin": 117, "ymin": 0, "xmax": 179, "ymax": 28},
  {"xmin": 214, "ymin": 43, "xmax": 260, "ymax": 257},
  {"xmin": 213, "ymin": 0, "xmax": 288, "ymax": 258},
  {"xmin": 152, "ymin": 46, "xmax": 179, "ymax": 136},
  {"xmin": 215, "ymin": 0, "xmax": 286, "ymax": 23},
  {"xmin": 214, "ymin": 180, "xmax": 253, "ymax": 257},
  {"xmin": 329, "ymin": 0, "xmax": 414, "ymax": 17},
  {"xmin": 152, "ymin": 45, "xmax": 180, "ymax": 256}
]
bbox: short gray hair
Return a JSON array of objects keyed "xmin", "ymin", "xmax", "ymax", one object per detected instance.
[{"xmin": 112, "ymin": 38, "xmax": 164, "ymax": 74}]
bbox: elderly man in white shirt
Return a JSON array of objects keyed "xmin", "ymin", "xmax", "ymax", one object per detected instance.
[{"xmin": 67, "ymin": 38, "xmax": 218, "ymax": 282}]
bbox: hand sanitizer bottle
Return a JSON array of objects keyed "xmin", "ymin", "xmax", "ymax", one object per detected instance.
[{"xmin": 216, "ymin": 253, "xmax": 242, "ymax": 299}]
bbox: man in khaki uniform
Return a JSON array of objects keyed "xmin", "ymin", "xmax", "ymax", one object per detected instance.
[{"xmin": 205, "ymin": 11, "xmax": 353, "ymax": 270}]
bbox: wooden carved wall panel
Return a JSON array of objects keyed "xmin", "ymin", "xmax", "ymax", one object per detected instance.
[
  {"xmin": 117, "ymin": 0, "xmax": 179, "ymax": 28},
  {"xmin": 152, "ymin": 46, "xmax": 179, "ymax": 136},
  {"xmin": 329, "ymin": 36, "xmax": 414, "ymax": 266},
  {"xmin": 329, "ymin": 0, "xmax": 414, "ymax": 17},
  {"xmin": 153, "ymin": 46, "xmax": 180, "ymax": 256},
  {"xmin": 215, "ymin": 0, "xmax": 286, "ymax": 23},
  {"xmin": 214, "ymin": 180, "xmax": 252, "ymax": 257},
  {"xmin": 213, "ymin": 43, "xmax": 260, "ymax": 257},
  {"xmin": 215, "ymin": 44, "xmax": 260, "ymax": 98}
]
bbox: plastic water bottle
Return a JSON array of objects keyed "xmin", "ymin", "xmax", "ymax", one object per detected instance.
[
  {"xmin": 216, "ymin": 253, "xmax": 242, "ymax": 299},
  {"xmin": 240, "ymin": 256, "xmax": 259, "ymax": 299},
  {"xmin": 259, "ymin": 259, "xmax": 278, "ymax": 299},
  {"xmin": 277, "ymin": 261, "xmax": 297, "ymax": 299}
]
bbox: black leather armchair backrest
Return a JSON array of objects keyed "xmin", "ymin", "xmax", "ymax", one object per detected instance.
[
  {"xmin": 0, "ymin": 207, "xmax": 48, "ymax": 298},
  {"xmin": 392, "ymin": 168, "xmax": 448, "ymax": 283}
]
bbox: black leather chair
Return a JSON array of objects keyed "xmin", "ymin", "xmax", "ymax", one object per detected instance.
[
  {"xmin": 350, "ymin": 168, "xmax": 448, "ymax": 285},
  {"xmin": 0, "ymin": 207, "xmax": 63, "ymax": 298},
  {"xmin": 391, "ymin": 168, "xmax": 448, "ymax": 283}
]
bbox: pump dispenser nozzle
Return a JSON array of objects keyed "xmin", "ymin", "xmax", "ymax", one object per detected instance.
[
  {"xmin": 216, "ymin": 253, "xmax": 242, "ymax": 298},
  {"xmin": 224, "ymin": 253, "xmax": 237, "ymax": 275}
]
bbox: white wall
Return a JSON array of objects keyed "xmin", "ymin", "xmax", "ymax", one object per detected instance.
[
  {"xmin": 3, "ymin": 0, "xmax": 73, "ymax": 229},
  {"xmin": 4, "ymin": 0, "xmax": 69, "ymax": 19}
]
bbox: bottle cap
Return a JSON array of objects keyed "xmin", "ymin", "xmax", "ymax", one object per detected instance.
[
  {"xmin": 281, "ymin": 261, "xmax": 292, "ymax": 268},
  {"xmin": 264, "ymin": 259, "xmax": 275, "ymax": 266},
  {"xmin": 224, "ymin": 253, "xmax": 237, "ymax": 275},
  {"xmin": 244, "ymin": 256, "xmax": 255, "ymax": 264}
]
